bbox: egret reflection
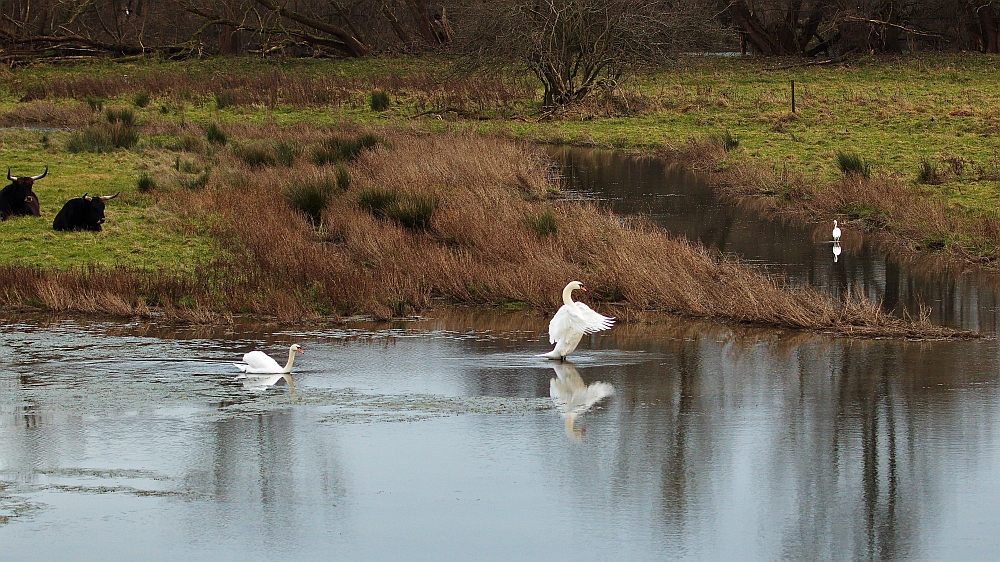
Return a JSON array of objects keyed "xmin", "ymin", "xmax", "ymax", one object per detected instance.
[
  {"xmin": 549, "ymin": 362, "xmax": 614, "ymax": 440},
  {"xmin": 833, "ymin": 241, "xmax": 842, "ymax": 262}
]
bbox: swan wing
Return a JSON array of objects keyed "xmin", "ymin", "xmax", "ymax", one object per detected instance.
[
  {"xmin": 238, "ymin": 351, "xmax": 283, "ymax": 374},
  {"xmin": 570, "ymin": 302, "xmax": 615, "ymax": 334},
  {"xmin": 549, "ymin": 303, "xmax": 615, "ymax": 344}
]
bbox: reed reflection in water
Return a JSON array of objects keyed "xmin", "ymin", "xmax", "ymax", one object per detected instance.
[
  {"xmin": 550, "ymin": 146, "xmax": 1000, "ymax": 333},
  {"xmin": 1, "ymin": 313, "xmax": 999, "ymax": 560}
]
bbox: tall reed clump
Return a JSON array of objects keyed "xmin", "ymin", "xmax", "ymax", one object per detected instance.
[
  {"xmin": 311, "ymin": 133, "xmax": 382, "ymax": 165},
  {"xmin": 65, "ymin": 120, "xmax": 139, "ymax": 152},
  {"xmin": 357, "ymin": 188, "xmax": 438, "ymax": 230},
  {"xmin": 205, "ymin": 122, "xmax": 227, "ymax": 145},
  {"xmin": 284, "ymin": 171, "xmax": 340, "ymax": 225},
  {"xmin": 370, "ymin": 90, "xmax": 390, "ymax": 112},
  {"xmin": 836, "ymin": 150, "xmax": 871, "ymax": 177}
]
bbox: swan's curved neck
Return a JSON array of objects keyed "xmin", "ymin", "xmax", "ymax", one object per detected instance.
[
  {"xmin": 562, "ymin": 284, "xmax": 576, "ymax": 307},
  {"xmin": 283, "ymin": 348, "xmax": 297, "ymax": 373}
]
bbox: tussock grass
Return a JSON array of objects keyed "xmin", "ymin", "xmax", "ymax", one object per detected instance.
[
  {"xmin": 232, "ymin": 143, "xmax": 276, "ymax": 168},
  {"xmin": 836, "ymin": 150, "xmax": 871, "ymax": 177},
  {"xmin": 370, "ymin": 90, "xmax": 390, "ymax": 112},
  {"xmin": 136, "ymin": 172, "xmax": 157, "ymax": 192},
  {"xmin": 105, "ymin": 107, "xmax": 136, "ymax": 126},
  {"xmin": 311, "ymin": 133, "xmax": 382, "ymax": 166},
  {"xmin": 205, "ymin": 123, "xmax": 227, "ymax": 145},
  {"xmin": 285, "ymin": 172, "xmax": 339, "ymax": 225},
  {"xmin": 65, "ymin": 122, "xmax": 139, "ymax": 153}
]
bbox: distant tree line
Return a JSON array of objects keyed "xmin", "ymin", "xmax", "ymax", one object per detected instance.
[
  {"xmin": 1, "ymin": 0, "xmax": 998, "ymax": 61},
  {"xmin": 722, "ymin": 0, "xmax": 1000, "ymax": 56}
]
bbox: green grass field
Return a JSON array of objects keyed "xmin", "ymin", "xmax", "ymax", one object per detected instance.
[{"xmin": 1, "ymin": 53, "xmax": 998, "ymax": 274}]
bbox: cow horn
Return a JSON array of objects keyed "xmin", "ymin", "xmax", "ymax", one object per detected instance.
[
  {"xmin": 30, "ymin": 166, "xmax": 48, "ymax": 180},
  {"xmin": 100, "ymin": 192, "xmax": 120, "ymax": 201},
  {"xmin": 82, "ymin": 193, "xmax": 92, "ymax": 201},
  {"xmin": 7, "ymin": 168, "xmax": 14, "ymax": 181}
]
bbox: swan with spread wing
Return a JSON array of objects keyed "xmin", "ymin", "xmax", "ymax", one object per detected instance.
[{"xmin": 540, "ymin": 281, "xmax": 615, "ymax": 361}]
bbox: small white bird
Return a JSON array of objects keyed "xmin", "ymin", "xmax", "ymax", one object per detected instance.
[
  {"xmin": 550, "ymin": 362, "xmax": 614, "ymax": 440},
  {"xmin": 540, "ymin": 281, "xmax": 615, "ymax": 361},
  {"xmin": 234, "ymin": 343, "xmax": 303, "ymax": 374},
  {"xmin": 832, "ymin": 219, "xmax": 842, "ymax": 242},
  {"xmin": 832, "ymin": 241, "xmax": 842, "ymax": 263}
]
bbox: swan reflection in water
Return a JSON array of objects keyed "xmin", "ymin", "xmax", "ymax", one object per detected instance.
[
  {"xmin": 237, "ymin": 373, "xmax": 296, "ymax": 392},
  {"xmin": 833, "ymin": 241, "xmax": 842, "ymax": 262},
  {"xmin": 549, "ymin": 362, "xmax": 614, "ymax": 441}
]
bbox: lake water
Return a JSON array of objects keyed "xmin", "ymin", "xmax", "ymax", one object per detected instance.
[{"xmin": 3, "ymin": 150, "xmax": 1000, "ymax": 560}]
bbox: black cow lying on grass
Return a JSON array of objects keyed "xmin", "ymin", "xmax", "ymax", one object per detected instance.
[
  {"xmin": 0, "ymin": 166, "xmax": 46, "ymax": 220},
  {"xmin": 53, "ymin": 192, "xmax": 120, "ymax": 232}
]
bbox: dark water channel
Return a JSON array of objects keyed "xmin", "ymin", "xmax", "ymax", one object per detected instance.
[
  {"xmin": 550, "ymin": 147, "xmax": 1000, "ymax": 334},
  {"xmin": 4, "ymin": 149, "xmax": 1000, "ymax": 560}
]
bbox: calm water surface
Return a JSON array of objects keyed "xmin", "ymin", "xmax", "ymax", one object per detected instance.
[
  {"xmin": 2, "ymin": 313, "xmax": 1000, "ymax": 561},
  {"xmin": 551, "ymin": 147, "xmax": 1000, "ymax": 334}
]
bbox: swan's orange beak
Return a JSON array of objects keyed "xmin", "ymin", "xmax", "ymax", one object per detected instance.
[
  {"xmin": 579, "ymin": 285, "xmax": 587, "ymax": 292},
  {"xmin": 297, "ymin": 347, "xmax": 304, "ymax": 354}
]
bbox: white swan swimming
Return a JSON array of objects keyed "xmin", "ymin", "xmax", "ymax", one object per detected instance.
[
  {"xmin": 234, "ymin": 343, "xmax": 303, "ymax": 374},
  {"xmin": 540, "ymin": 281, "xmax": 615, "ymax": 361},
  {"xmin": 832, "ymin": 219, "xmax": 842, "ymax": 242},
  {"xmin": 549, "ymin": 362, "xmax": 614, "ymax": 440}
]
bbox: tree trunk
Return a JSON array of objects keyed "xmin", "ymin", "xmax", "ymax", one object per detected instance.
[{"xmin": 726, "ymin": 0, "xmax": 781, "ymax": 55}]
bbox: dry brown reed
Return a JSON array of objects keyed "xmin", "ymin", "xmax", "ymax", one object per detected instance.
[
  {"xmin": 159, "ymin": 127, "xmax": 966, "ymax": 337},
  {"xmin": 13, "ymin": 67, "xmax": 536, "ymax": 117},
  {"xmin": 0, "ymin": 101, "xmax": 95, "ymax": 128},
  {"xmin": 0, "ymin": 123, "xmax": 972, "ymax": 337}
]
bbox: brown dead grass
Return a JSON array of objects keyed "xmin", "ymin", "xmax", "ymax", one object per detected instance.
[{"xmin": 0, "ymin": 125, "xmax": 972, "ymax": 338}]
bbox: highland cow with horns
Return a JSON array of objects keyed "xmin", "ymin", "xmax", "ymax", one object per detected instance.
[
  {"xmin": 53, "ymin": 192, "xmax": 120, "ymax": 232},
  {"xmin": 0, "ymin": 166, "xmax": 46, "ymax": 220}
]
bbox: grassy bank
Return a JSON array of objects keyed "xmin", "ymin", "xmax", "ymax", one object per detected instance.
[
  {"xmin": 0, "ymin": 55, "xmax": 991, "ymax": 335},
  {"xmin": 4, "ymin": 54, "xmax": 998, "ymax": 265},
  {"xmin": 0, "ymin": 120, "xmax": 968, "ymax": 338}
]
